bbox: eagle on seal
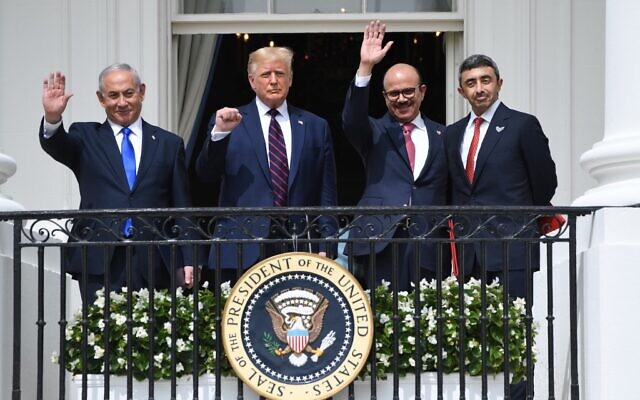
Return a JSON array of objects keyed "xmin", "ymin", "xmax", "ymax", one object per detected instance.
[{"xmin": 265, "ymin": 294, "xmax": 329, "ymax": 367}]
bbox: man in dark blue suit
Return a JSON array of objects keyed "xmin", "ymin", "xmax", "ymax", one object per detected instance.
[
  {"xmin": 445, "ymin": 54, "xmax": 557, "ymax": 299},
  {"xmin": 196, "ymin": 46, "xmax": 337, "ymax": 280},
  {"xmin": 40, "ymin": 64, "xmax": 196, "ymax": 302},
  {"xmin": 342, "ymin": 21, "xmax": 449, "ymax": 290},
  {"xmin": 445, "ymin": 55, "xmax": 557, "ymax": 399}
]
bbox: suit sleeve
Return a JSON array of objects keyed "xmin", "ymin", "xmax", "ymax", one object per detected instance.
[
  {"xmin": 318, "ymin": 120, "xmax": 338, "ymax": 255},
  {"xmin": 195, "ymin": 114, "xmax": 229, "ymax": 183},
  {"xmin": 170, "ymin": 137, "xmax": 197, "ymax": 266},
  {"xmin": 341, "ymin": 80, "xmax": 374, "ymax": 159},
  {"xmin": 520, "ymin": 115, "xmax": 558, "ymax": 205},
  {"xmin": 39, "ymin": 119, "xmax": 80, "ymax": 170}
]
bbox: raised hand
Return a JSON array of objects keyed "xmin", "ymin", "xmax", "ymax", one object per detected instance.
[
  {"xmin": 213, "ymin": 107, "xmax": 243, "ymax": 132},
  {"xmin": 358, "ymin": 20, "xmax": 394, "ymax": 76},
  {"xmin": 42, "ymin": 71, "xmax": 73, "ymax": 124}
]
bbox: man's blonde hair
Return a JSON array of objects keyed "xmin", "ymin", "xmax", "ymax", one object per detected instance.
[{"xmin": 247, "ymin": 47, "xmax": 294, "ymax": 76}]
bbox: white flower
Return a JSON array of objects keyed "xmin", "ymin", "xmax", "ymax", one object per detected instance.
[
  {"xmin": 409, "ymin": 357, "xmax": 415, "ymax": 367},
  {"xmin": 87, "ymin": 333, "xmax": 96, "ymax": 346},
  {"xmin": 176, "ymin": 338, "xmax": 188, "ymax": 352},
  {"xmin": 94, "ymin": 296, "xmax": 105, "ymax": 308},
  {"xmin": 379, "ymin": 313, "xmax": 390, "ymax": 324},
  {"xmin": 51, "ymin": 352, "xmax": 59, "ymax": 364},
  {"xmin": 93, "ymin": 345, "xmax": 104, "ymax": 359},
  {"xmin": 97, "ymin": 319, "xmax": 105, "ymax": 330},
  {"xmin": 164, "ymin": 322, "xmax": 172, "ymax": 332},
  {"xmin": 154, "ymin": 353, "xmax": 164, "ymax": 366},
  {"xmin": 113, "ymin": 313, "xmax": 127, "ymax": 326},
  {"xmin": 513, "ymin": 297, "xmax": 526, "ymax": 313},
  {"xmin": 177, "ymin": 362, "xmax": 184, "ymax": 373},
  {"xmin": 408, "ymin": 336, "xmax": 415, "ymax": 346},
  {"xmin": 117, "ymin": 358, "xmax": 126, "ymax": 366},
  {"xmin": 134, "ymin": 327, "xmax": 148, "ymax": 338}
]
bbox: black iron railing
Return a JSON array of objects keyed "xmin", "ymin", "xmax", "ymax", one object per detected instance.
[{"xmin": 1, "ymin": 206, "xmax": 595, "ymax": 400}]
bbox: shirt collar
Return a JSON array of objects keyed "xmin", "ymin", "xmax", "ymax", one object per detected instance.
[
  {"xmin": 472, "ymin": 99, "xmax": 501, "ymax": 124},
  {"xmin": 256, "ymin": 98, "xmax": 289, "ymax": 120},
  {"xmin": 110, "ymin": 117, "xmax": 143, "ymax": 137},
  {"xmin": 400, "ymin": 114, "xmax": 426, "ymax": 130}
]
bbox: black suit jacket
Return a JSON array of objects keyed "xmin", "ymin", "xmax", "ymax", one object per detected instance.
[
  {"xmin": 342, "ymin": 80, "xmax": 449, "ymax": 271},
  {"xmin": 444, "ymin": 102, "xmax": 557, "ymax": 272},
  {"xmin": 195, "ymin": 99, "xmax": 338, "ymax": 269},
  {"xmin": 39, "ymin": 119, "xmax": 194, "ymax": 280}
]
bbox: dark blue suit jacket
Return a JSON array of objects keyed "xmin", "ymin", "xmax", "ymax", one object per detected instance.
[
  {"xmin": 39, "ymin": 119, "xmax": 194, "ymax": 280},
  {"xmin": 195, "ymin": 99, "xmax": 338, "ymax": 269},
  {"xmin": 342, "ymin": 80, "xmax": 449, "ymax": 271},
  {"xmin": 444, "ymin": 102, "xmax": 557, "ymax": 272}
]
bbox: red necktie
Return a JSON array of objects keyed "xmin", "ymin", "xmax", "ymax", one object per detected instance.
[
  {"xmin": 402, "ymin": 122, "xmax": 416, "ymax": 172},
  {"xmin": 465, "ymin": 117, "xmax": 483, "ymax": 183},
  {"xmin": 267, "ymin": 109, "xmax": 289, "ymax": 206}
]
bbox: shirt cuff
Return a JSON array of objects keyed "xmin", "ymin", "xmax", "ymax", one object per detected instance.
[
  {"xmin": 42, "ymin": 118, "xmax": 62, "ymax": 139},
  {"xmin": 211, "ymin": 126, "xmax": 231, "ymax": 142},
  {"xmin": 354, "ymin": 74, "xmax": 372, "ymax": 88}
]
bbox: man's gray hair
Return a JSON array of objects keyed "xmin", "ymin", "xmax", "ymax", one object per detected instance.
[{"xmin": 98, "ymin": 63, "xmax": 142, "ymax": 93}]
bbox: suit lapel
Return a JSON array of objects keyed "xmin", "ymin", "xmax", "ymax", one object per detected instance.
[
  {"xmin": 96, "ymin": 121, "xmax": 130, "ymax": 190},
  {"xmin": 453, "ymin": 116, "xmax": 471, "ymax": 186},
  {"xmin": 383, "ymin": 114, "xmax": 412, "ymax": 171},
  {"xmin": 242, "ymin": 101, "xmax": 271, "ymax": 183},
  {"xmin": 134, "ymin": 120, "xmax": 159, "ymax": 191},
  {"xmin": 288, "ymin": 106, "xmax": 305, "ymax": 189},
  {"xmin": 474, "ymin": 103, "xmax": 509, "ymax": 183}
]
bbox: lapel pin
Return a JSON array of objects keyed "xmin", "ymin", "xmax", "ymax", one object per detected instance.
[
  {"xmin": 436, "ymin": 130, "xmax": 442, "ymax": 135},
  {"xmin": 298, "ymin": 120, "xmax": 304, "ymax": 125},
  {"xmin": 495, "ymin": 126, "xmax": 505, "ymax": 133}
]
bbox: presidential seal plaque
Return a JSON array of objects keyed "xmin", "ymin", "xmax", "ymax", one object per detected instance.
[{"xmin": 222, "ymin": 252, "xmax": 373, "ymax": 400}]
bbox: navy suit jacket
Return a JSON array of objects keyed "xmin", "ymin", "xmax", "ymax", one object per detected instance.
[
  {"xmin": 342, "ymin": 80, "xmax": 449, "ymax": 270},
  {"xmin": 195, "ymin": 99, "xmax": 338, "ymax": 269},
  {"xmin": 444, "ymin": 102, "xmax": 557, "ymax": 272},
  {"xmin": 39, "ymin": 119, "xmax": 194, "ymax": 280}
]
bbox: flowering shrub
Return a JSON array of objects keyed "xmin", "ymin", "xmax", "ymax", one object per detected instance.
[
  {"xmin": 365, "ymin": 277, "xmax": 535, "ymax": 383},
  {"xmin": 57, "ymin": 277, "xmax": 534, "ymax": 384},
  {"xmin": 57, "ymin": 282, "xmax": 233, "ymax": 380}
]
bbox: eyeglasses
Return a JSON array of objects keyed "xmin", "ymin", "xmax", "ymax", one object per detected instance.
[{"xmin": 383, "ymin": 85, "xmax": 421, "ymax": 101}]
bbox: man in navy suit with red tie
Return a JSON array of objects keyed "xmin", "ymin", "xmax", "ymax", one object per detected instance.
[
  {"xmin": 445, "ymin": 55, "xmax": 557, "ymax": 399},
  {"xmin": 40, "ymin": 64, "xmax": 196, "ymax": 302},
  {"xmin": 445, "ymin": 54, "xmax": 557, "ymax": 299},
  {"xmin": 342, "ymin": 21, "xmax": 449, "ymax": 290},
  {"xmin": 196, "ymin": 46, "xmax": 337, "ymax": 281}
]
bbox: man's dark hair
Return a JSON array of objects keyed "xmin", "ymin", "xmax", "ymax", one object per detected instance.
[{"xmin": 458, "ymin": 54, "xmax": 500, "ymax": 83}]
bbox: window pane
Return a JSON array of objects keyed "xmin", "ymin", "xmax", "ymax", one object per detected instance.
[
  {"xmin": 186, "ymin": 0, "xmax": 267, "ymax": 14},
  {"xmin": 273, "ymin": 0, "xmax": 362, "ymax": 14},
  {"xmin": 367, "ymin": 0, "xmax": 453, "ymax": 12}
]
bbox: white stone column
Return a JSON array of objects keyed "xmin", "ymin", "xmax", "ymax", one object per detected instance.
[
  {"xmin": 574, "ymin": 0, "xmax": 640, "ymax": 206},
  {"xmin": 0, "ymin": 153, "xmax": 24, "ymax": 211}
]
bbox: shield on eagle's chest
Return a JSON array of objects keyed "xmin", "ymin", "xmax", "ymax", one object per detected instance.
[{"xmin": 287, "ymin": 329, "xmax": 309, "ymax": 353}]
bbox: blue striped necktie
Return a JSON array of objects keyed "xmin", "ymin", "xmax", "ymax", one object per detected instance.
[
  {"xmin": 267, "ymin": 109, "xmax": 288, "ymax": 206},
  {"xmin": 121, "ymin": 127, "xmax": 136, "ymax": 236}
]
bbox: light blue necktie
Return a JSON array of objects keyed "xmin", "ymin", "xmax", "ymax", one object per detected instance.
[{"xmin": 121, "ymin": 127, "xmax": 136, "ymax": 236}]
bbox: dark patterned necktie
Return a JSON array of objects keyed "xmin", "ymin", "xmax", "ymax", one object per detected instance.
[
  {"xmin": 121, "ymin": 127, "xmax": 136, "ymax": 235},
  {"xmin": 267, "ymin": 109, "xmax": 288, "ymax": 206}
]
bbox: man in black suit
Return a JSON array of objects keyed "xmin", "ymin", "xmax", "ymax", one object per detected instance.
[
  {"xmin": 40, "ymin": 64, "xmax": 196, "ymax": 302},
  {"xmin": 342, "ymin": 21, "xmax": 449, "ymax": 290},
  {"xmin": 445, "ymin": 54, "xmax": 557, "ymax": 400},
  {"xmin": 196, "ymin": 46, "xmax": 337, "ymax": 281}
]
